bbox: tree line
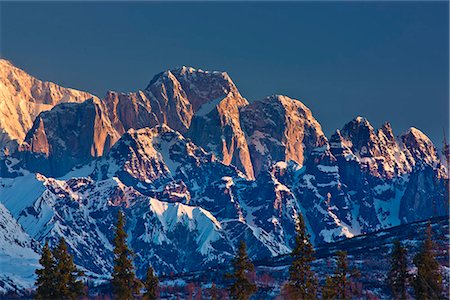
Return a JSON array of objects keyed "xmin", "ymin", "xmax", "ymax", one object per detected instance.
[{"xmin": 35, "ymin": 212, "xmax": 445, "ymax": 299}]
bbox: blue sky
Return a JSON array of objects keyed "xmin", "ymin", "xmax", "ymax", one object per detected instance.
[{"xmin": 1, "ymin": 1, "xmax": 448, "ymax": 144}]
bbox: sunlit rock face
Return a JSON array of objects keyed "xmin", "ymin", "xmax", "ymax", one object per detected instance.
[
  {"xmin": 241, "ymin": 94, "xmax": 327, "ymax": 177},
  {"xmin": 0, "ymin": 59, "xmax": 92, "ymax": 153},
  {"xmin": 102, "ymin": 67, "xmax": 255, "ymax": 179},
  {"xmin": 18, "ymin": 98, "xmax": 120, "ymax": 177}
]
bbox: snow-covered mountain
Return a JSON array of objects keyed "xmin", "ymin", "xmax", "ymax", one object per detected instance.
[{"xmin": 0, "ymin": 61, "xmax": 447, "ymax": 295}]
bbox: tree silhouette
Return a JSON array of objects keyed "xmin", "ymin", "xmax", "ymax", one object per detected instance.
[
  {"xmin": 284, "ymin": 213, "xmax": 317, "ymax": 299},
  {"xmin": 413, "ymin": 222, "xmax": 443, "ymax": 299},
  {"xmin": 387, "ymin": 240, "xmax": 409, "ymax": 299},
  {"xmin": 112, "ymin": 210, "xmax": 140, "ymax": 300},
  {"xmin": 227, "ymin": 240, "xmax": 257, "ymax": 300},
  {"xmin": 143, "ymin": 265, "xmax": 159, "ymax": 300},
  {"xmin": 35, "ymin": 241, "xmax": 56, "ymax": 300}
]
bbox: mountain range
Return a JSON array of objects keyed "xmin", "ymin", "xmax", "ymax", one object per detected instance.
[{"xmin": 0, "ymin": 58, "xmax": 448, "ymax": 295}]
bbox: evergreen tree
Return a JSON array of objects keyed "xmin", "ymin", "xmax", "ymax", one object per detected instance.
[
  {"xmin": 413, "ymin": 222, "xmax": 443, "ymax": 300},
  {"xmin": 322, "ymin": 251, "xmax": 360, "ymax": 300},
  {"xmin": 334, "ymin": 250, "xmax": 349, "ymax": 299},
  {"xmin": 284, "ymin": 214, "xmax": 318, "ymax": 299},
  {"xmin": 35, "ymin": 241, "xmax": 56, "ymax": 300},
  {"xmin": 112, "ymin": 210, "xmax": 140, "ymax": 300},
  {"xmin": 321, "ymin": 275, "xmax": 337, "ymax": 300},
  {"xmin": 143, "ymin": 265, "xmax": 159, "ymax": 300},
  {"xmin": 210, "ymin": 282, "xmax": 218, "ymax": 300},
  {"xmin": 227, "ymin": 240, "xmax": 257, "ymax": 300},
  {"xmin": 387, "ymin": 240, "xmax": 409, "ymax": 299},
  {"xmin": 52, "ymin": 237, "xmax": 85, "ymax": 300}
]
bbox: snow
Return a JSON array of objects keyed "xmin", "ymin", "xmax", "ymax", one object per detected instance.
[
  {"xmin": 249, "ymin": 131, "xmax": 268, "ymax": 155},
  {"xmin": 0, "ymin": 174, "xmax": 46, "ymax": 217},
  {"xmin": 274, "ymin": 161, "xmax": 287, "ymax": 169},
  {"xmin": 317, "ymin": 165, "xmax": 339, "ymax": 173},
  {"xmin": 157, "ymin": 137, "xmax": 182, "ymax": 175},
  {"xmin": 195, "ymin": 96, "xmax": 225, "ymax": 116},
  {"xmin": 0, "ymin": 203, "xmax": 40, "ymax": 293},
  {"xmin": 220, "ymin": 176, "xmax": 234, "ymax": 189},
  {"xmin": 146, "ymin": 198, "xmax": 223, "ymax": 255},
  {"xmin": 373, "ymin": 185, "xmax": 404, "ymax": 228}
]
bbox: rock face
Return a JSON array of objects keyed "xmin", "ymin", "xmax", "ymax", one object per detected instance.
[
  {"xmin": 18, "ymin": 98, "xmax": 120, "ymax": 176},
  {"xmin": 284, "ymin": 116, "xmax": 449, "ymax": 243},
  {"xmin": 102, "ymin": 66, "xmax": 255, "ymax": 178},
  {"xmin": 102, "ymin": 90, "xmax": 160, "ymax": 135},
  {"xmin": 0, "ymin": 59, "xmax": 92, "ymax": 152},
  {"xmin": 0, "ymin": 61, "xmax": 448, "ymax": 294},
  {"xmin": 241, "ymin": 95, "xmax": 327, "ymax": 177}
]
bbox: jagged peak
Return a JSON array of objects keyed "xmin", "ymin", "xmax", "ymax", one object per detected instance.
[
  {"xmin": 380, "ymin": 121, "xmax": 392, "ymax": 131},
  {"xmin": 257, "ymin": 94, "xmax": 311, "ymax": 113},
  {"xmin": 377, "ymin": 122, "xmax": 395, "ymax": 142},
  {"xmin": 145, "ymin": 66, "xmax": 232, "ymax": 90},
  {"xmin": 175, "ymin": 65, "xmax": 227, "ymax": 77},
  {"xmin": 330, "ymin": 129, "xmax": 343, "ymax": 140},
  {"xmin": 0, "ymin": 58, "xmax": 15, "ymax": 68},
  {"xmin": 340, "ymin": 116, "xmax": 376, "ymax": 139},
  {"xmin": 353, "ymin": 116, "xmax": 373, "ymax": 128},
  {"xmin": 402, "ymin": 127, "xmax": 433, "ymax": 143}
]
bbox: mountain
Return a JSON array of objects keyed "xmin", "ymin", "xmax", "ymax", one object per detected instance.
[
  {"xmin": 103, "ymin": 67, "xmax": 255, "ymax": 179},
  {"xmin": 0, "ymin": 125, "xmax": 300, "ymax": 281},
  {"xmin": 17, "ymin": 98, "xmax": 120, "ymax": 177},
  {"xmin": 0, "ymin": 61, "xmax": 447, "ymax": 296},
  {"xmin": 240, "ymin": 94, "xmax": 327, "ymax": 177},
  {"xmin": 0, "ymin": 59, "xmax": 92, "ymax": 153}
]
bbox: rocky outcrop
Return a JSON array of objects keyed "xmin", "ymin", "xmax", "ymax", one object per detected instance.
[
  {"xmin": 241, "ymin": 95, "xmax": 327, "ymax": 177},
  {"xmin": 102, "ymin": 90, "xmax": 160, "ymax": 135},
  {"xmin": 101, "ymin": 67, "xmax": 255, "ymax": 179},
  {"xmin": 18, "ymin": 98, "xmax": 120, "ymax": 177},
  {"xmin": 0, "ymin": 59, "xmax": 92, "ymax": 152},
  {"xmin": 147, "ymin": 67, "xmax": 254, "ymax": 179},
  {"xmin": 400, "ymin": 127, "xmax": 440, "ymax": 167}
]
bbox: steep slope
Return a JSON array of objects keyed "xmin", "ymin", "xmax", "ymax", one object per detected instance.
[
  {"xmin": 241, "ymin": 95, "xmax": 327, "ymax": 177},
  {"xmin": 282, "ymin": 116, "xmax": 448, "ymax": 244},
  {"xmin": 0, "ymin": 203, "xmax": 40, "ymax": 294},
  {"xmin": 0, "ymin": 59, "xmax": 92, "ymax": 152},
  {"xmin": 102, "ymin": 67, "xmax": 255, "ymax": 178},
  {"xmin": 17, "ymin": 98, "xmax": 120, "ymax": 177}
]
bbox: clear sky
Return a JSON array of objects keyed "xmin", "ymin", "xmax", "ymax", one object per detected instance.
[{"xmin": 1, "ymin": 1, "xmax": 448, "ymax": 145}]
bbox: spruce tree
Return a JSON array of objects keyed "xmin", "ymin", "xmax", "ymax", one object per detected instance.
[
  {"xmin": 334, "ymin": 250, "xmax": 349, "ymax": 300},
  {"xmin": 387, "ymin": 240, "xmax": 409, "ymax": 299},
  {"xmin": 112, "ymin": 210, "xmax": 140, "ymax": 300},
  {"xmin": 143, "ymin": 265, "xmax": 159, "ymax": 300},
  {"xmin": 321, "ymin": 275, "xmax": 337, "ymax": 300},
  {"xmin": 227, "ymin": 240, "xmax": 257, "ymax": 300},
  {"xmin": 52, "ymin": 237, "xmax": 85, "ymax": 299},
  {"xmin": 413, "ymin": 222, "xmax": 443, "ymax": 300},
  {"xmin": 35, "ymin": 241, "xmax": 56, "ymax": 300},
  {"xmin": 210, "ymin": 282, "xmax": 218, "ymax": 300},
  {"xmin": 284, "ymin": 214, "xmax": 317, "ymax": 299},
  {"xmin": 322, "ymin": 250, "xmax": 360, "ymax": 300}
]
